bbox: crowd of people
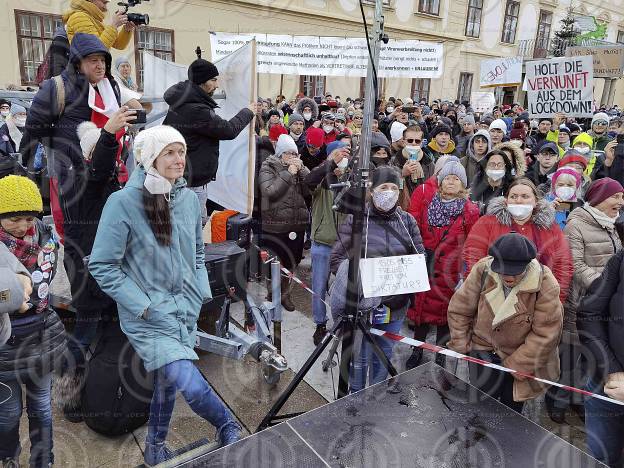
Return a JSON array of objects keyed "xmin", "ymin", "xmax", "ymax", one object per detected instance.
[{"xmin": 1, "ymin": 1, "xmax": 624, "ymax": 466}]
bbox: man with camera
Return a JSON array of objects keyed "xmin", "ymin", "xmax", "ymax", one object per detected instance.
[
  {"xmin": 163, "ymin": 59, "xmax": 256, "ymax": 224},
  {"xmin": 63, "ymin": 0, "xmax": 139, "ymax": 50}
]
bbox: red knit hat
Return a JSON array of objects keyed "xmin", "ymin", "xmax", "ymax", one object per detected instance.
[
  {"xmin": 269, "ymin": 124, "xmax": 288, "ymax": 142},
  {"xmin": 510, "ymin": 122, "xmax": 526, "ymax": 141},
  {"xmin": 558, "ymin": 153, "xmax": 588, "ymax": 170},
  {"xmin": 306, "ymin": 127, "xmax": 325, "ymax": 147},
  {"xmin": 585, "ymin": 178, "xmax": 624, "ymax": 207}
]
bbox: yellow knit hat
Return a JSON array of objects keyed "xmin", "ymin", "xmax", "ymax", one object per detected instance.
[{"xmin": 0, "ymin": 175, "xmax": 43, "ymax": 217}]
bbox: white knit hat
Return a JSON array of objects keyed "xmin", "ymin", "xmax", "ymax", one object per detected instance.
[
  {"xmin": 77, "ymin": 121, "xmax": 101, "ymax": 160},
  {"xmin": 390, "ymin": 121, "xmax": 407, "ymax": 143},
  {"xmin": 274, "ymin": 134, "xmax": 298, "ymax": 158},
  {"xmin": 134, "ymin": 125, "xmax": 186, "ymax": 171},
  {"xmin": 592, "ymin": 112, "xmax": 610, "ymax": 125},
  {"xmin": 489, "ymin": 119, "xmax": 507, "ymax": 133}
]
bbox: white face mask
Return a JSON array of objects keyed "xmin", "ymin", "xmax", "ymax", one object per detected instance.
[
  {"xmin": 14, "ymin": 116, "xmax": 26, "ymax": 127},
  {"xmin": 337, "ymin": 158, "xmax": 349, "ymax": 169},
  {"xmin": 575, "ymin": 146, "xmax": 591, "ymax": 155},
  {"xmin": 555, "ymin": 186, "xmax": 576, "ymax": 201},
  {"xmin": 486, "ymin": 169, "xmax": 505, "ymax": 181},
  {"xmin": 0, "ymin": 110, "xmax": 9, "ymax": 118},
  {"xmin": 507, "ymin": 203, "xmax": 534, "ymax": 220},
  {"xmin": 323, "ymin": 124, "xmax": 334, "ymax": 134},
  {"xmin": 386, "ymin": 106, "xmax": 395, "ymax": 113},
  {"xmin": 303, "ymin": 112, "xmax": 312, "ymax": 121},
  {"xmin": 372, "ymin": 189, "xmax": 399, "ymax": 212},
  {"xmin": 144, "ymin": 166, "xmax": 172, "ymax": 199}
]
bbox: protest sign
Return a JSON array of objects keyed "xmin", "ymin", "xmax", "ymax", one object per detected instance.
[
  {"xmin": 209, "ymin": 33, "xmax": 444, "ymax": 79},
  {"xmin": 526, "ymin": 56, "xmax": 594, "ymax": 118},
  {"xmin": 566, "ymin": 45, "xmax": 624, "ymax": 78},
  {"xmin": 360, "ymin": 254, "xmax": 430, "ymax": 299},
  {"xmin": 480, "ymin": 56, "xmax": 523, "ymax": 88},
  {"xmin": 471, "ymin": 92, "xmax": 496, "ymax": 113}
]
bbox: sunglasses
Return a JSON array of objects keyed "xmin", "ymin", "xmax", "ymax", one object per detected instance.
[
  {"xmin": 405, "ymin": 138, "xmax": 422, "ymax": 144},
  {"xmin": 354, "ymin": 116, "xmax": 363, "ymax": 120}
]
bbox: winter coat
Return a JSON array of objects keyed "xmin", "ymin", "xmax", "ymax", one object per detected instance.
[
  {"xmin": 295, "ymin": 98, "xmax": 319, "ymax": 130},
  {"xmin": 0, "ymin": 220, "xmax": 66, "ymax": 381},
  {"xmin": 460, "ymin": 130, "xmax": 492, "ymax": 185},
  {"xmin": 447, "ymin": 257, "xmax": 563, "ymax": 401},
  {"xmin": 252, "ymin": 136, "xmax": 274, "ymax": 223},
  {"xmin": 590, "ymin": 132, "xmax": 613, "ymax": 152},
  {"xmin": 427, "ymin": 140, "xmax": 459, "ymax": 160},
  {"xmin": 0, "ymin": 122, "xmax": 19, "ymax": 156},
  {"xmin": 391, "ymin": 148, "xmax": 435, "ymax": 205},
  {"xmin": 525, "ymin": 162, "xmax": 556, "ymax": 187},
  {"xmin": 577, "ymin": 250, "xmax": 624, "ymax": 384},
  {"xmin": 455, "ymin": 132, "xmax": 473, "ymax": 157},
  {"xmin": 494, "ymin": 142, "xmax": 527, "ymax": 178},
  {"xmin": 463, "ymin": 197, "xmax": 573, "ymax": 304},
  {"xmin": 258, "ymin": 155, "xmax": 310, "ymax": 233},
  {"xmin": 300, "ymin": 135, "xmax": 327, "ymax": 171},
  {"xmin": 563, "ymin": 206, "xmax": 621, "ymax": 333},
  {"xmin": 62, "ymin": 0, "xmax": 132, "ymax": 49},
  {"xmin": 407, "ymin": 190, "xmax": 480, "ymax": 326},
  {"xmin": 89, "ymin": 168, "xmax": 211, "ymax": 372},
  {"xmin": 605, "ymin": 139, "xmax": 624, "ymax": 187},
  {"xmin": 163, "ymin": 81, "xmax": 255, "ymax": 187},
  {"xmin": 330, "ymin": 204, "xmax": 425, "ymax": 313},
  {"xmin": 0, "ymin": 243, "xmax": 30, "ymax": 346}
]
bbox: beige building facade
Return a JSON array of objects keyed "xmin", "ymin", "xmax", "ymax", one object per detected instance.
[{"xmin": 1, "ymin": 0, "xmax": 623, "ymax": 106}]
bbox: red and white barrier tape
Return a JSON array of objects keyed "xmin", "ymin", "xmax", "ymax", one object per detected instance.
[{"xmin": 369, "ymin": 328, "xmax": 624, "ymax": 407}]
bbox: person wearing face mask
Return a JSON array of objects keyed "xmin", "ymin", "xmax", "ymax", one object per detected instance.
[
  {"xmin": 542, "ymin": 178, "xmax": 624, "ymax": 425},
  {"xmin": 334, "ymin": 113, "xmax": 351, "ymax": 137},
  {"xmin": 544, "ymin": 167, "xmax": 583, "ymax": 230},
  {"xmin": 469, "ymin": 150, "xmax": 514, "ymax": 211},
  {"xmin": 258, "ymin": 134, "xmax": 310, "ymax": 311},
  {"xmin": 589, "ymin": 112, "xmax": 613, "ymax": 152},
  {"xmin": 406, "ymin": 161, "xmax": 480, "ymax": 370},
  {"xmin": 89, "ymin": 125, "xmax": 242, "ymax": 465},
  {"xmin": 448, "ymin": 233, "xmax": 563, "ymax": 413},
  {"xmin": 295, "ymin": 97, "xmax": 319, "ymax": 130},
  {"xmin": 537, "ymin": 149, "xmax": 590, "ymax": 197},
  {"xmin": 316, "ymin": 113, "xmax": 339, "ymax": 145},
  {"xmin": 370, "ymin": 131, "xmax": 392, "ymax": 168},
  {"xmin": 0, "ymin": 101, "xmax": 10, "ymax": 123},
  {"xmin": 0, "ymin": 104, "xmax": 27, "ymax": 157},
  {"xmin": 444, "ymin": 109, "xmax": 461, "ymax": 137},
  {"xmin": 329, "ymin": 166, "xmax": 424, "ymax": 392},
  {"xmin": 391, "ymin": 125, "xmax": 433, "ymax": 207},
  {"xmin": 572, "ymin": 132, "xmax": 606, "ymax": 181},
  {"xmin": 460, "ymin": 129, "xmax": 492, "ymax": 185},
  {"xmin": 464, "ymin": 177, "xmax": 573, "ymax": 306}
]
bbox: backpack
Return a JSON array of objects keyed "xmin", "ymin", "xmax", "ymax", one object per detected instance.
[
  {"xmin": 36, "ymin": 32, "xmax": 70, "ymax": 85},
  {"xmin": 81, "ymin": 319, "xmax": 154, "ymax": 436}
]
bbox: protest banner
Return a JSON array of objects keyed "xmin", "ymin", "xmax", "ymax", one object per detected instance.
[
  {"xmin": 471, "ymin": 91, "xmax": 496, "ymax": 113},
  {"xmin": 360, "ymin": 254, "xmax": 430, "ymax": 299},
  {"xmin": 209, "ymin": 32, "xmax": 444, "ymax": 79},
  {"xmin": 479, "ymin": 56, "xmax": 523, "ymax": 88},
  {"xmin": 526, "ymin": 56, "xmax": 594, "ymax": 118},
  {"xmin": 566, "ymin": 45, "xmax": 624, "ymax": 78}
]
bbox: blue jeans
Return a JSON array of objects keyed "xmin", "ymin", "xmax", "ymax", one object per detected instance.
[
  {"xmin": 584, "ymin": 379, "xmax": 624, "ymax": 467},
  {"xmin": 65, "ymin": 308, "xmax": 101, "ymax": 370},
  {"xmin": 147, "ymin": 360, "xmax": 238, "ymax": 446},
  {"xmin": 311, "ymin": 242, "xmax": 332, "ymax": 325},
  {"xmin": 0, "ymin": 373, "xmax": 53, "ymax": 465},
  {"xmin": 350, "ymin": 315, "xmax": 404, "ymax": 393}
]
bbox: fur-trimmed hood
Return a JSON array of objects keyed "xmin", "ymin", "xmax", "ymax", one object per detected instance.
[
  {"xmin": 486, "ymin": 196, "xmax": 556, "ymax": 229},
  {"xmin": 494, "ymin": 141, "xmax": 527, "ymax": 177},
  {"xmin": 295, "ymin": 97, "xmax": 319, "ymax": 121}
]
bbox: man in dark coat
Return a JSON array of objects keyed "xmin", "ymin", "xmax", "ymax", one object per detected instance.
[{"xmin": 163, "ymin": 59, "xmax": 255, "ymax": 223}]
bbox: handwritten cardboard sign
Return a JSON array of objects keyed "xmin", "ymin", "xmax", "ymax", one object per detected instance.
[
  {"xmin": 566, "ymin": 45, "xmax": 624, "ymax": 78},
  {"xmin": 360, "ymin": 254, "xmax": 430, "ymax": 299},
  {"xmin": 526, "ymin": 55, "xmax": 594, "ymax": 118}
]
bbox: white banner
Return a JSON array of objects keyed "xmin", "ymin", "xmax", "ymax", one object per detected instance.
[
  {"xmin": 526, "ymin": 56, "xmax": 594, "ymax": 118},
  {"xmin": 143, "ymin": 52, "xmax": 187, "ymax": 126},
  {"xmin": 479, "ymin": 56, "xmax": 523, "ymax": 88},
  {"xmin": 360, "ymin": 254, "xmax": 430, "ymax": 299},
  {"xmin": 471, "ymin": 91, "xmax": 496, "ymax": 113},
  {"xmin": 209, "ymin": 32, "xmax": 444, "ymax": 79}
]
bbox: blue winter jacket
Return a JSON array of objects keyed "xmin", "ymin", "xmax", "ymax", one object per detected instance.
[{"xmin": 89, "ymin": 167, "xmax": 211, "ymax": 371}]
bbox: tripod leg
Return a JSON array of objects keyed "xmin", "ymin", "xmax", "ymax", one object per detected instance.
[
  {"xmin": 257, "ymin": 318, "xmax": 343, "ymax": 432},
  {"xmin": 337, "ymin": 317, "xmax": 355, "ymax": 398},
  {"xmin": 321, "ymin": 325, "xmax": 343, "ymax": 372},
  {"xmin": 357, "ymin": 318, "xmax": 399, "ymax": 377}
]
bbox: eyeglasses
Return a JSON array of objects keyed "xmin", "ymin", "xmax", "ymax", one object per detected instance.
[
  {"xmin": 354, "ymin": 116, "xmax": 363, "ymax": 120},
  {"xmin": 405, "ymin": 138, "xmax": 422, "ymax": 144}
]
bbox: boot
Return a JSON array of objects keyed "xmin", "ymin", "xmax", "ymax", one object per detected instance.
[
  {"xmin": 144, "ymin": 442, "xmax": 174, "ymax": 467},
  {"xmin": 1, "ymin": 458, "xmax": 20, "ymax": 468},
  {"xmin": 53, "ymin": 367, "xmax": 85, "ymax": 423},
  {"xmin": 217, "ymin": 421, "xmax": 242, "ymax": 447},
  {"xmin": 406, "ymin": 347, "xmax": 423, "ymax": 370},
  {"xmin": 545, "ymin": 393, "xmax": 566, "ymax": 424},
  {"xmin": 280, "ymin": 277, "xmax": 295, "ymax": 312},
  {"xmin": 313, "ymin": 323, "xmax": 327, "ymax": 346}
]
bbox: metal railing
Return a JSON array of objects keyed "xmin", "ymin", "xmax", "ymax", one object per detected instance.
[{"xmin": 518, "ymin": 37, "xmax": 612, "ymax": 59}]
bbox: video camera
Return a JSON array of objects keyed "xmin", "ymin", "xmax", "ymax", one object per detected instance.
[{"xmin": 117, "ymin": 0, "xmax": 149, "ymax": 26}]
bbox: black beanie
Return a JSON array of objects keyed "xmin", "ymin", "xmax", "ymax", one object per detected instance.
[
  {"xmin": 431, "ymin": 124, "xmax": 453, "ymax": 139},
  {"xmin": 188, "ymin": 59, "xmax": 219, "ymax": 85},
  {"xmin": 372, "ymin": 166, "xmax": 401, "ymax": 189}
]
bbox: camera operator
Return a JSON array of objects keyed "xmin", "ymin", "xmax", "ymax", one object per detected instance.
[
  {"xmin": 604, "ymin": 129, "xmax": 624, "ymax": 187},
  {"xmin": 63, "ymin": 0, "xmax": 136, "ymax": 50}
]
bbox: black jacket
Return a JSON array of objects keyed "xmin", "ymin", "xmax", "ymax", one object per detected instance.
[
  {"xmin": 605, "ymin": 140, "xmax": 624, "ymax": 186},
  {"xmin": 163, "ymin": 80, "xmax": 255, "ymax": 187},
  {"xmin": 0, "ymin": 123, "xmax": 19, "ymax": 156},
  {"xmin": 577, "ymin": 249, "xmax": 624, "ymax": 384},
  {"xmin": 525, "ymin": 162, "xmax": 556, "ymax": 187}
]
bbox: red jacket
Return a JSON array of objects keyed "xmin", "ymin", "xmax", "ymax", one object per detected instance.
[
  {"xmin": 407, "ymin": 187, "xmax": 480, "ymax": 325},
  {"xmin": 463, "ymin": 197, "xmax": 573, "ymax": 304}
]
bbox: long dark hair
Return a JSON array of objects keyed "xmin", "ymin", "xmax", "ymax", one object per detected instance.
[{"xmin": 142, "ymin": 187, "xmax": 172, "ymax": 246}]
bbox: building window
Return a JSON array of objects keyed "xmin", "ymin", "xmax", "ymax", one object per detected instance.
[
  {"xmin": 457, "ymin": 73, "xmax": 473, "ymax": 103},
  {"xmin": 134, "ymin": 27, "xmax": 175, "ymax": 90},
  {"xmin": 465, "ymin": 0, "xmax": 483, "ymax": 38},
  {"xmin": 618, "ymin": 30, "xmax": 624, "ymax": 44},
  {"xmin": 14, "ymin": 10, "xmax": 63, "ymax": 85},
  {"xmin": 411, "ymin": 78, "xmax": 431, "ymax": 102},
  {"xmin": 501, "ymin": 0, "xmax": 520, "ymax": 44},
  {"xmin": 362, "ymin": 0, "xmax": 391, "ymax": 5},
  {"xmin": 418, "ymin": 0, "xmax": 440, "ymax": 16},
  {"xmin": 359, "ymin": 77, "xmax": 385, "ymax": 99},
  {"xmin": 534, "ymin": 10, "xmax": 553, "ymax": 58},
  {"xmin": 300, "ymin": 76, "xmax": 326, "ymax": 97}
]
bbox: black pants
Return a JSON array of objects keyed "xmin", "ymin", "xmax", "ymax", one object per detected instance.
[
  {"xmin": 261, "ymin": 230, "xmax": 305, "ymax": 271},
  {"xmin": 468, "ymin": 351, "xmax": 525, "ymax": 414},
  {"xmin": 413, "ymin": 323, "xmax": 450, "ymax": 346},
  {"xmin": 546, "ymin": 330, "xmax": 585, "ymax": 410}
]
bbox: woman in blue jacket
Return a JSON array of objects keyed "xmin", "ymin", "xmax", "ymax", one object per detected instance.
[{"xmin": 89, "ymin": 125, "xmax": 240, "ymax": 466}]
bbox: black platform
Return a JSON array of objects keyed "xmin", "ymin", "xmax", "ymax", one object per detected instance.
[{"xmin": 178, "ymin": 362, "xmax": 604, "ymax": 467}]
